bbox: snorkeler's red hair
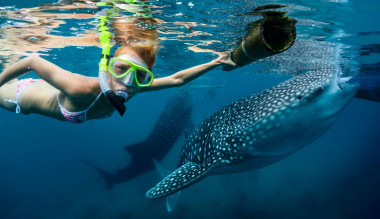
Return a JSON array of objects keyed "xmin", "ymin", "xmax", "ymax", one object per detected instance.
[{"xmin": 111, "ymin": 17, "xmax": 160, "ymax": 70}]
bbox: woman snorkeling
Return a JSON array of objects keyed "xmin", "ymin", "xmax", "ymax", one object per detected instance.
[{"xmin": 0, "ymin": 13, "xmax": 235, "ymax": 123}]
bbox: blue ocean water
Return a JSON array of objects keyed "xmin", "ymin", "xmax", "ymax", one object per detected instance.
[{"xmin": 0, "ymin": 0, "xmax": 379, "ymax": 219}]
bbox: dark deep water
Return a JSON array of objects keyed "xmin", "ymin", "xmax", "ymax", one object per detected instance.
[{"xmin": 1, "ymin": 0, "xmax": 380, "ymax": 218}]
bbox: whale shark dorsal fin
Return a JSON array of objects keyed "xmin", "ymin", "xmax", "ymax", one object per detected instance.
[
  {"xmin": 146, "ymin": 161, "xmax": 215, "ymax": 199},
  {"xmin": 167, "ymin": 191, "xmax": 181, "ymax": 212},
  {"xmin": 153, "ymin": 159, "xmax": 171, "ymax": 178}
]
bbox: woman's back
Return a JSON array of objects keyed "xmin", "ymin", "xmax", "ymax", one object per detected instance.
[{"xmin": 0, "ymin": 77, "xmax": 114, "ymax": 122}]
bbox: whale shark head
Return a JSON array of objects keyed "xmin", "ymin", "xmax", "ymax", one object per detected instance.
[
  {"xmin": 233, "ymin": 65, "xmax": 360, "ymax": 161},
  {"xmin": 294, "ymin": 66, "xmax": 358, "ymax": 120}
]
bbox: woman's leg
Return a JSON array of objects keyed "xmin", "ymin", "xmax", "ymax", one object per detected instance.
[{"xmin": 0, "ymin": 79, "xmax": 19, "ymax": 112}]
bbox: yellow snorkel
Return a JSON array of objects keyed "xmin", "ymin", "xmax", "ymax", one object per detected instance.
[
  {"xmin": 98, "ymin": 16, "xmax": 111, "ymax": 72},
  {"xmin": 97, "ymin": 9, "xmax": 128, "ymax": 116}
]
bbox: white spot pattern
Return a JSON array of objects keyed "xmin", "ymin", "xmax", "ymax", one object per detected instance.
[{"xmin": 147, "ymin": 68, "xmax": 335, "ymax": 199}]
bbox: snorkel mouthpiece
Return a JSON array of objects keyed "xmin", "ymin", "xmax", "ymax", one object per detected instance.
[{"xmin": 104, "ymin": 90, "xmax": 127, "ymax": 116}]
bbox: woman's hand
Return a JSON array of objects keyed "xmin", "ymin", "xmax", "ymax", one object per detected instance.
[
  {"xmin": 214, "ymin": 52, "xmax": 236, "ymax": 66},
  {"xmin": 213, "ymin": 52, "xmax": 237, "ymax": 71}
]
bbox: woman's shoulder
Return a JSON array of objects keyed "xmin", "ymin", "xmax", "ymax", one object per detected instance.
[
  {"xmin": 68, "ymin": 76, "xmax": 101, "ymax": 100},
  {"xmin": 87, "ymin": 77, "xmax": 101, "ymax": 93}
]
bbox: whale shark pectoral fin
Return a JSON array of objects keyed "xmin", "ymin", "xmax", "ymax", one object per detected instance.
[
  {"xmin": 146, "ymin": 161, "xmax": 214, "ymax": 200},
  {"xmin": 152, "ymin": 159, "xmax": 182, "ymax": 212},
  {"xmin": 124, "ymin": 141, "xmax": 147, "ymax": 158}
]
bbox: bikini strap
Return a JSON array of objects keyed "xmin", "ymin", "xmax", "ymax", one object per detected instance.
[
  {"xmin": 85, "ymin": 92, "xmax": 103, "ymax": 111},
  {"xmin": 3, "ymin": 99, "xmax": 21, "ymax": 113},
  {"xmin": 57, "ymin": 92, "xmax": 103, "ymax": 113}
]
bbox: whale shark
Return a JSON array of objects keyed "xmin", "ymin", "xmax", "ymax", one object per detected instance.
[
  {"xmin": 79, "ymin": 89, "xmax": 193, "ymax": 189},
  {"xmin": 145, "ymin": 60, "xmax": 377, "ymax": 210}
]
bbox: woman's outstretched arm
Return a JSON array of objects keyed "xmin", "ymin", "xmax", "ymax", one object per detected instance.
[
  {"xmin": 0, "ymin": 55, "xmax": 94, "ymax": 98},
  {"xmin": 142, "ymin": 52, "xmax": 236, "ymax": 92}
]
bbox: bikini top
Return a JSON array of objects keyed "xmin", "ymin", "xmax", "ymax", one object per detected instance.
[{"xmin": 57, "ymin": 92, "xmax": 113, "ymax": 124}]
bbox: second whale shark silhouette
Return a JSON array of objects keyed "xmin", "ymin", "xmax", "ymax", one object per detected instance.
[
  {"xmin": 79, "ymin": 89, "xmax": 193, "ymax": 189},
  {"xmin": 146, "ymin": 62, "xmax": 379, "ymax": 211}
]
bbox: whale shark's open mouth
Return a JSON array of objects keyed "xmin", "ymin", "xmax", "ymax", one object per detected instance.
[{"xmin": 338, "ymin": 76, "xmax": 356, "ymax": 91}]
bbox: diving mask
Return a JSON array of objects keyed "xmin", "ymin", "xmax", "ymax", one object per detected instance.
[{"xmin": 108, "ymin": 54, "xmax": 154, "ymax": 87}]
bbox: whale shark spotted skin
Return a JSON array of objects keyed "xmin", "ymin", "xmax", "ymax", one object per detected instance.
[{"xmin": 146, "ymin": 65, "xmax": 359, "ymax": 200}]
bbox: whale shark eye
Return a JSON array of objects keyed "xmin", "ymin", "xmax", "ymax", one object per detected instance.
[{"xmin": 297, "ymin": 96, "xmax": 302, "ymax": 100}]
